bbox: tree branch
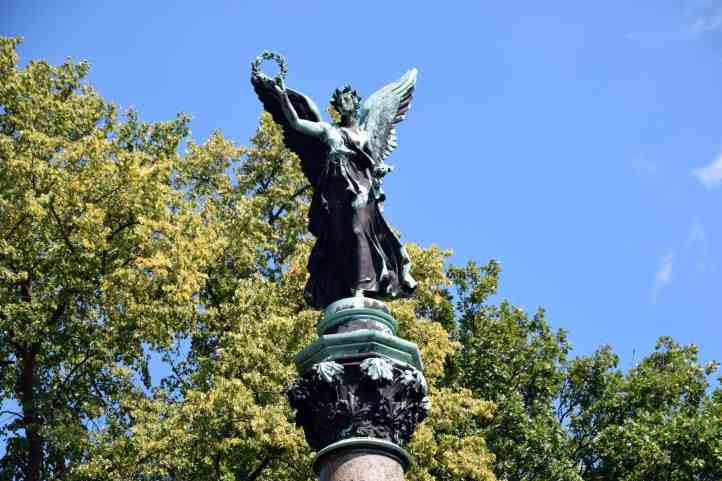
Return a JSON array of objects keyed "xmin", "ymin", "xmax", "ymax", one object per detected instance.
[
  {"xmin": 0, "ymin": 410, "xmax": 22, "ymax": 419},
  {"xmin": 58, "ymin": 348, "xmax": 99, "ymax": 393},
  {"xmin": 107, "ymin": 218, "xmax": 138, "ymax": 243},
  {"xmin": 246, "ymin": 453, "xmax": 273, "ymax": 481},
  {"xmin": 48, "ymin": 201, "xmax": 79, "ymax": 261},
  {"xmin": 45, "ymin": 289, "xmax": 72, "ymax": 328},
  {"xmin": 167, "ymin": 355, "xmax": 190, "ymax": 391},
  {"xmin": 3, "ymin": 213, "xmax": 30, "ymax": 240},
  {"xmin": 90, "ymin": 183, "xmax": 124, "ymax": 204}
]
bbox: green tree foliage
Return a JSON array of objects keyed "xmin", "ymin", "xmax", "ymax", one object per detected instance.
[
  {"xmin": 0, "ymin": 37, "xmax": 218, "ymax": 481},
  {"xmin": 445, "ymin": 262, "xmax": 722, "ymax": 481},
  {"xmin": 0, "ymin": 39, "xmax": 495, "ymax": 481},
  {"xmin": 2, "ymin": 38, "xmax": 721, "ymax": 481},
  {"xmin": 560, "ymin": 338, "xmax": 722, "ymax": 481},
  {"xmin": 446, "ymin": 261, "xmax": 580, "ymax": 481}
]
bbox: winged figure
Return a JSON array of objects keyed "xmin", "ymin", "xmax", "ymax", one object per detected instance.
[{"xmin": 251, "ymin": 66, "xmax": 418, "ymax": 309}]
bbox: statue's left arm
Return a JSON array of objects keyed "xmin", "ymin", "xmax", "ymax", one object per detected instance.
[
  {"xmin": 274, "ymin": 79, "xmax": 328, "ymax": 139},
  {"xmin": 251, "ymin": 72, "xmax": 329, "ymax": 187}
]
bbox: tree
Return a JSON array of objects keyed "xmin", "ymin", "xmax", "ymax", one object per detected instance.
[
  {"xmin": 561, "ymin": 338, "xmax": 722, "ymax": 481},
  {"xmin": 446, "ymin": 261, "xmax": 582, "ymax": 481},
  {"xmin": 445, "ymin": 261, "xmax": 722, "ymax": 481},
  {"xmin": 1, "ymin": 38, "xmax": 496, "ymax": 481},
  {"xmin": 2, "ymin": 37, "xmax": 721, "ymax": 481},
  {"xmin": 76, "ymin": 114, "xmax": 497, "ymax": 481},
  {"xmin": 0, "ymin": 37, "xmax": 219, "ymax": 480}
]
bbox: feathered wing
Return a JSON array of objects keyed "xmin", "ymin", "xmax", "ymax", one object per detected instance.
[
  {"xmin": 251, "ymin": 74, "xmax": 328, "ymax": 186},
  {"xmin": 359, "ymin": 68, "xmax": 417, "ymax": 165}
]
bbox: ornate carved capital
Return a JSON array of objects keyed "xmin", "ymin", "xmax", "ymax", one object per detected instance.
[{"xmin": 288, "ymin": 357, "xmax": 430, "ymax": 451}]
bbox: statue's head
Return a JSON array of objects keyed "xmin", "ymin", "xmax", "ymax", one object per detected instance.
[{"xmin": 330, "ymin": 85, "xmax": 361, "ymax": 117}]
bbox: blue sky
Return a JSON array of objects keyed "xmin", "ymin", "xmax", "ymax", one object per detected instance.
[{"xmin": 2, "ymin": 1, "xmax": 721, "ymax": 373}]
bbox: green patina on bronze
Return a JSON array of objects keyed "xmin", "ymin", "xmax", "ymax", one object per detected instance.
[
  {"xmin": 251, "ymin": 52, "xmax": 419, "ymax": 309},
  {"xmin": 294, "ymin": 330, "xmax": 424, "ymax": 374},
  {"xmin": 317, "ymin": 307, "xmax": 398, "ymax": 336}
]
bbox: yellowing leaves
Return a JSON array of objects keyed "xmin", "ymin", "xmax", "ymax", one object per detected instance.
[
  {"xmin": 407, "ymin": 388, "xmax": 496, "ymax": 481},
  {"xmin": 0, "ymin": 38, "xmax": 500, "ymax": 481}
]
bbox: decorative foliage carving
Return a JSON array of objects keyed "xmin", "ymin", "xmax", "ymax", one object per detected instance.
[
  {"xmin": 311, "ymin": 361, "xmax": 345, "ymax": 384},
  {"xmin": 360, "ymin": 357, "xmax": 394, "ymax": 383},
  {"xmin": 287, "ymin": 357, "xmax": 430, "ymax": 450}
]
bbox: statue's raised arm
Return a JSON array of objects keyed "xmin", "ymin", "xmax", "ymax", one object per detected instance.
[{"xmin": 251, "ymin": 52, "xmax": 328, "ymax": 187}]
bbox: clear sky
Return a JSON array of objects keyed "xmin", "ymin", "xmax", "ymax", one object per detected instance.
[{"xmin": 2, "ymin": 1, "xmax": 721, "ymax": 372}]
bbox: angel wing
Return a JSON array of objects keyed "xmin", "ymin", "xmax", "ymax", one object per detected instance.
[
  {"xmin": 358, "ymin": 68, "xmax": 417, "ymax": 165},
  {"xmin": 251, "ymin": 73, "xmax": 328, "ymax": 186}
]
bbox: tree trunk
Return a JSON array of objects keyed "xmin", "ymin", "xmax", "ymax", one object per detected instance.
[
  {"xmin": 16, "ymin": 278, "xmax": 42, "ymax": 481},
  {"xmin": 18, "ymin": 345, "xmax": 41, "ymax": 481}
]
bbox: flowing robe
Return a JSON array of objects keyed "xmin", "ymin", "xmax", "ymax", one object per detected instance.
[{"xmin": 304, "ymin": 127, "xmax": 416, "ymax": 308}]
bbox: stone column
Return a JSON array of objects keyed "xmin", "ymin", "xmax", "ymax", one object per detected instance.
[
  {"xmin": 318, "ymin": 446, "xmax": 405, "ymax": 481},
  {"xmin": 288, "ymin": 297, "xmax": 429, "ymax": 481}
]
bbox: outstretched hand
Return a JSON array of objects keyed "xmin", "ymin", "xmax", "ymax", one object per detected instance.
[
  {"xmin": 252, "ymin": 71, "xmax": 285, "ymax": 97},
  {"xmin": 273, "ymin": 77, "xmax": 286, "ymax": 97}
]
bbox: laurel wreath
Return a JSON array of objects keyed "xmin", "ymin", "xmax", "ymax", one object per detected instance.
[{"xmin": 251, "ymin": 50, "xmax": 288, "ymax": 83}]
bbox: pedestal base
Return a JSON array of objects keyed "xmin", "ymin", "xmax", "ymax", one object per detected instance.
[
  {"xmin": 319, "ymin": 297, "xmax": 397, "ymax": 336},
  {"xmin": 289, "ymin": 297, "xmax": 427, "ymax": 480}
]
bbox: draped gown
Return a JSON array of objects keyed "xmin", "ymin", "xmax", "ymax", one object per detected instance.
[{"xmin": 303, "ymin": 125, "xmax": 416, "ymax": 308}]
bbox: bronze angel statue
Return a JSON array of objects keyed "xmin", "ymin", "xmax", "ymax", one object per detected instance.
[{"xmin": 251, "ymin": 53, "xmax": 418, "ymax": 309}]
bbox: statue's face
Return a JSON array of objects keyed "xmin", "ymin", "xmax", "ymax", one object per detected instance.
[{"xmin": 336, "ymin": 91, "xmax": 357, "ymax": 116}]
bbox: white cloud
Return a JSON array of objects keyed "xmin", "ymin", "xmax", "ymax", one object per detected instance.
[
  {"xmin": 687, "ymin": 221, "xmax": 706, "ymax": 245},
  {"xmin": 650, "ymin": 221, "xmax": 714, "ymax": 306},
  {"xmin": 687, "ymin": 1, "xmax": 722, "ymax": 33},
  {"xmin": 689, "ymin": 11, "xmax": 722, "ymax": 32},
  {"xmin": 691, "ymin": 152, "xmax": 722, "ymax": 189},
  {"xmin": 650, "ymin": 253, "xmax": 674, "ymax": 305},
  {"xmin": 686, "ymin": 220, "xmax": 712, "ymax": 272}
]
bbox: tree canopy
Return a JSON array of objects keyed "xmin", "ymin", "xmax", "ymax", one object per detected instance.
[{"xmin": 1, "ymin": 37, "xmax": 721, "ymax": 481}]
